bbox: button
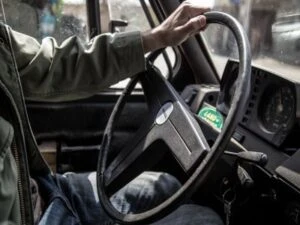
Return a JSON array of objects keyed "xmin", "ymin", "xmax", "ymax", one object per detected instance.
[{"xmin": 233, "ymin": 131, "xmax": 244, "ymax": 143}]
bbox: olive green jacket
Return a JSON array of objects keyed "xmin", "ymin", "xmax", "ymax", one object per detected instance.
[{"xmin": 0, "ymin": 23, "xmax": 145, "ymax": 225}]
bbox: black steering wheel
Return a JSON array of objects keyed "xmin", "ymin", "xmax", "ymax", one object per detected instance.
[{"xmin": 97, "ymin": 11, "xmax": 251, "ymax": 224}]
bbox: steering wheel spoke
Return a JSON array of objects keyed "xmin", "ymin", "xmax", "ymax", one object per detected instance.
[
  {"xmin": 104, "ymin": 116, "xmax": 165, "ymax": 194},
  {"xmin": 165, "ymin": 102, "xmax": 209, "ymax": 172}
]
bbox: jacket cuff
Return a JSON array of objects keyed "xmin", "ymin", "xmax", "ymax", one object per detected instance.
[{"xmin": 111, "ymin": 31, "xmax": 146, "ymax": 82}]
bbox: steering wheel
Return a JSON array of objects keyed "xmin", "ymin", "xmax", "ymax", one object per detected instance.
[{"xmin": 97, "ymin": 11, "xmax": 251, "ymax": 224}]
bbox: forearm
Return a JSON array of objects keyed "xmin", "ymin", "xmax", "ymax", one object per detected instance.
[
  {"xmin": 141, "ymin": 28, "xmax": 165, "ymax": 53},
  {"xmin": 10, "ymin": 29, "xmax": 145, "ymax": 102}
]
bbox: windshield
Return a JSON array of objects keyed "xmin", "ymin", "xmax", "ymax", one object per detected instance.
[{"xmin": 200, "ymin": 0, "xmax": 300, "ymax": 78}]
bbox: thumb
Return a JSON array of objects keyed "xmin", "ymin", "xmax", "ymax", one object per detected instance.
[{"xmin": 179, "ymin": 15, "xmax": 207, "ymax": 35}]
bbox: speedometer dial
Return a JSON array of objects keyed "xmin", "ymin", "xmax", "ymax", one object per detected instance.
[{"xmin": 260, "ymin": 85, "xmax": 295, "ymax": 133}]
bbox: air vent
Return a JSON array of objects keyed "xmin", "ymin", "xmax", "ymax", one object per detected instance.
[{"xmin": 241, "ymin": 68, "xmax": 263, "ymax": 125}]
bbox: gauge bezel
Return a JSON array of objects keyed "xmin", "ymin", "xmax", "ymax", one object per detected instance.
[{"xmin": 258, "ymin": 84, "xmax": 296, "ymax": 134}]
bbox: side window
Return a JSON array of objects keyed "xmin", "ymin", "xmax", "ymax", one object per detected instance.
[
  {"xmin": 107, "ymin": 0, "xmax": 153, "ymax": 33},
  {"xmin": 201, "ymin": 0, "xmax": 300, "ymax": 78},
  {"xmin": 101, "ymin": 0, "xmax": 177, "ymax": 88},
  {"xmin": 2, "ymin": 0, "xmax": 88, "ymax": 44}
]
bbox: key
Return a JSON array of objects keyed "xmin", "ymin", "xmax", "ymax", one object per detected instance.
[
  {"xmin": 222, "ymin": 188, "xmax": 236, "ymax": 225},
  {"xmin": 224, "ymin": 200, "xmax": 232, "ymax": 225}
]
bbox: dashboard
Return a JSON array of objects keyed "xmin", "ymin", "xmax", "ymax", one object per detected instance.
[{"xmin": 181, "ymin": 59, "xmax": 300, "ymax": 191}]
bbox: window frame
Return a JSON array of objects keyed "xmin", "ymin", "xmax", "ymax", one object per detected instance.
[{"xmin": 97, "ymin": 0, "xmax": 181, "ymax": 89}]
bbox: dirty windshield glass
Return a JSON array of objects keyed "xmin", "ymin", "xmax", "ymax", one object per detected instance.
[
  {"xmin": 1, "ymin": 0, "xmax": 88, "ymax": 44},
  {"xmin": 199, "ymin": 0, "xmax": 300, "ymax": 77}
]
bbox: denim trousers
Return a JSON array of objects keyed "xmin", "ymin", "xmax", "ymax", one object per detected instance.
[{"xmin": 36, "ymin": 172, "xmax": 223, "ymax": 225}]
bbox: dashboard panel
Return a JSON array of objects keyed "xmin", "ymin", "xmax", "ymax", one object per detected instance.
[{"xmin": 181, "ymin": 59, "xmax": 300, "ymax": 191}]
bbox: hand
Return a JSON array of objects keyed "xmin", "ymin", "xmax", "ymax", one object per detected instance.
[{"xmin": 142, "ymin": 1, "xmax": 210, "ymax": 53}]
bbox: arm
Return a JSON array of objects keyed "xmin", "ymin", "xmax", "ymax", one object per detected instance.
[
  {"xmin": 11, "ymin": 30, "xmax": 145, "ymax": 102},
  {"xmin": 11, "ymin": 1, "xmax": 208, "ymax": 102}
]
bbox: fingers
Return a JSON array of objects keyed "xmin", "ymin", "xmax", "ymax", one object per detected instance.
[
  {"xmin": 180, "ymin": 1, "xmax": 210, "ymax": 19},
  {"xmin": 179, "ymin": 15, "xmax": 207, "ymax": 35},
  {"xmin": 142, "ymin": 1, "xmax": 210, "ymax": 52}
]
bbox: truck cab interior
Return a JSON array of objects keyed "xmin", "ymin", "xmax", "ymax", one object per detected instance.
[{"xmin": 3, "ymin": 0, "xmax": 300, "ymax": 224}]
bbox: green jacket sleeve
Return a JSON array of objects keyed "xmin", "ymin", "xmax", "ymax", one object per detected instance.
[
  {"xmin": 0, "ymin": 117, "xmax": 20, "ymax": 225},
  {"xmin": 9, "ymin": 29, "xmax": 146, "ymax": 102}
]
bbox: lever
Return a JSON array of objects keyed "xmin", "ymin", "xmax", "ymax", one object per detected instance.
[
  {"xmin": 224, "ymin": 150, "xmax": 268, "ymax": 167},
  {"xmin": 109, "ymin": 19, "xmax": 128, "ymax": 33},
  {"xmin": 237, "ymin": 164, "xmax": 254, "ymax": 188}
]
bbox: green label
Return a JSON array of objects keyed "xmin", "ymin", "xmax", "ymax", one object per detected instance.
[{"xmin": 198, "ymin": 107, "xmax": 223, "ymax": 129}]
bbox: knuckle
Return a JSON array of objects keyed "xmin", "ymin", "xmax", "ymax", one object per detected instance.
[
  {"xmin": 181, "ymin": 2, "xmax": 191, "ymax": 12},
  {"xmin": 181, "ymin": 1, "xmax": 190, "ymax": 7}
]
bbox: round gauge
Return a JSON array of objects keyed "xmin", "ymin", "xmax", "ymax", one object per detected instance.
[{"xmin": 260, "ymin": 85, "xmax": 295, "ymax": 133}]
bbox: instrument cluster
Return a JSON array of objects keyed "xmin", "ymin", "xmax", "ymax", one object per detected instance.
[{"xmin": 219, "ymin": 60, "xmax": 297, "ymax": 147}]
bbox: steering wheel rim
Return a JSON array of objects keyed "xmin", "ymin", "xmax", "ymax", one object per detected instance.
[{"xmin": 97, "ymin": 11, "xmax": 251, "ymax": 224}]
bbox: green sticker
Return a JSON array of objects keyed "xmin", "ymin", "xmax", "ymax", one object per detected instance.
[{"xmin": 198, "ymin": 107, "xmax": 224, "ymax": 129}]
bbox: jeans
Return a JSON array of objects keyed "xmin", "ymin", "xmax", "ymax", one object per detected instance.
[{"xmin": 36, "ymin": 172, "xmax": 223, "ymax": 225}]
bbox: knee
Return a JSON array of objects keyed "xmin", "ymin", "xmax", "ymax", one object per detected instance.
[
  {"xmin": 135, "ymin": 172, "xmax": 181, "ymax": 207},
  {"xmin": 148, "ymin": 172, "xmax": 181, "ymax": 196},
  {"xmin": 110, "ymin": 172, "xmax": 181, "ymax": 213}
]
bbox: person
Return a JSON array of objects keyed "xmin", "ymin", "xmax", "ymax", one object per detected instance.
[{"xmin": 0, "ymin": 1, "xmax": 224, "ymax": 225}]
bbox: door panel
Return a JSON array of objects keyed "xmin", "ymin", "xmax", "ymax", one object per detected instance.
[{"xmin": 27, "ymin": 93, "xmax": 147, "ymax": 173}]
